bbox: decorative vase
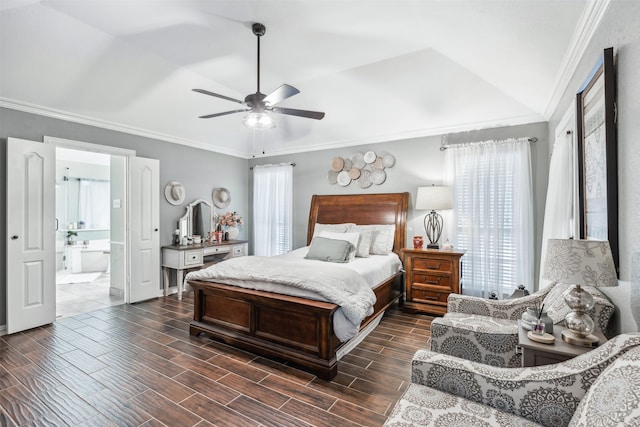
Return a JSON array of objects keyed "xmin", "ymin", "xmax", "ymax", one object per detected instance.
[
  {"xmin": 413, "ymin": 236, "xmax": 424, "ymax": 249},
  {"xmin": 521, "ymin": 307, "xmax": 553, "ymax": 333},
  {"xmin": 227, "ymin": 226, "xmax": 240, "ymax": 240}
]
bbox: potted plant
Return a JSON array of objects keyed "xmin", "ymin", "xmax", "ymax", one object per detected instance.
[{"xmin": 66, "ymin": 230, "xmax": 78, "ymax": 245}]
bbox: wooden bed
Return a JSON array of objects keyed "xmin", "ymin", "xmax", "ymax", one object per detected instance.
[{"xmin": 188, "ymin": 192, "xmax": 409, "ymax": 380}]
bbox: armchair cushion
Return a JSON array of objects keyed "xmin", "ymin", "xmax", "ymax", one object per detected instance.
[
  {"xmin": 385, "ymin": 382, "xmax": 539, "ymax": 426},
  {"xmin": 430, "ymin": 313, "xmax": 520, "ymax": 367}
]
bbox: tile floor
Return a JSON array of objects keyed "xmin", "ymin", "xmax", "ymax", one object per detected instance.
[{"xmin": 56, "ymin": 271, "xmax": 124, "ymax": 318}]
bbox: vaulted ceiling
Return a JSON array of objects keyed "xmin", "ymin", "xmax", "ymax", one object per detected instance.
[{"xmin": 1, "ymin": 1, "xmax": 600, "ymax": 158}]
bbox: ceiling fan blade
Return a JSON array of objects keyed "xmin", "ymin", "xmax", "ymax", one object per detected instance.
[
  {"xmin": 199, "ymin": 109, "xmax": 249, "ymax": 119},
  {"xmin": 193, "ymin": 89, "xmax": 245, "ymax": 105},
  {"xmin": 270, "ymin": 107, "xmax": 325, "ymax": 120},
  {"xmin": 263, "ymin": 84, "xmax": 300, "ymax": 106}
]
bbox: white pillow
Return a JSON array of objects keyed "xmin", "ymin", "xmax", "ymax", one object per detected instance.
[
  {"xmin": 312, "ymin": 223, "xmax": 355, "ymax": 238},
  {"xmin": 318, "ymin": 231, "xmax": 359, "ymax": 261},
  {"xmin": 369, "ymin": 224, "xmax": 396, "ymax": 255},
  {"xmin": 346, "ymin": 224, "xmax": 374, "ymax": 258}
]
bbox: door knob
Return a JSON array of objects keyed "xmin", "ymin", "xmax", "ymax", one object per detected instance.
[
  {"xmin": 11, "ymin": 235, "xmax": 18, "ymax": 240},
  {"xmin": 154, "ymin": 228, "xmax": 159, "ymax": 232}
]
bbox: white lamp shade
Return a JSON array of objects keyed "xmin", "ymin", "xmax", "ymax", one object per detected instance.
[
  {"xmin": 542, "ymin": 239, "xmax": 617, "ymax": 287},
  {"xmin": 415, "ymin": 186, "xmax": 452, "ymax": 211}
]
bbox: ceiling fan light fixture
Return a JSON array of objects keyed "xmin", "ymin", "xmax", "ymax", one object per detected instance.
[{"xmin": 243, "ymin": 112, "xmax": 275, "ymax": 129}]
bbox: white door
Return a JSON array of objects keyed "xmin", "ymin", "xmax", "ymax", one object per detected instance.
[
  {"xmin": 129, "ymin": 156, "xmax": 160, "ymax": 303},
  {"xmin": 6, "ymin": 138, "xmax": 55, "ymax": 334}
]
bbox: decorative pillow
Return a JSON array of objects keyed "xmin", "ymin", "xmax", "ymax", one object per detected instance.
[
  {"xmin": 305, "ymin": 236, "xmax": 355, "ymax": 263},
  {"xmin": 369, "ymin": 224, "xmax": 396, "ymax": 255},
  {"xmin": 318, "ymin": 230, "xmax": 360, "ymax": 262},
  {"xmin": 346, "ymin": 225, "xmax": 374, "ymax": 258},
  {"xmin": 542, "ymin": 283, "xmax": 609, "ymax": 324},
  {"xmin": 312, "ymin": 223, "xmax": 354, "ymax": 238}
]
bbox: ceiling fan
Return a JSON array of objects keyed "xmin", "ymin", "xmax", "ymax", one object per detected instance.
[{"xmin": 193, "ymin": 23, "xmax": 325, "ymax": 129}]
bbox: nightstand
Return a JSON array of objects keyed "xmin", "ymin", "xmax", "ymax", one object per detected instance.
[
  {"xmin": 400, "ymin": 248, "xmax": 464, "ymax": 315},
  {"xmin": 517, "ymin": 320, "xmax": 607, "ymax": 367}
]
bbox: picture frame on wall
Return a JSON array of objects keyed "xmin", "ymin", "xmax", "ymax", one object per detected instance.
[{"xmin": 576, "ymin": 47, "xmax": 618, "ymax": 275}]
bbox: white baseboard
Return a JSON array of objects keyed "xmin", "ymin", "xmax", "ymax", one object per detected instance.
[{"xmin": 0, "ymin": 324, "xmax": 7, "ymax": 336}]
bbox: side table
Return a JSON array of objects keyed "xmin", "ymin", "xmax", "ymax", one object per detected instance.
[{"xmin": 517, "ymin": 320, "xmax": 606, "ymax": 367}]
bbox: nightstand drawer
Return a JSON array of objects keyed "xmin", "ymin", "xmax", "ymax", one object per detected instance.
[
  {"xmin": 412, "ymin": 273, "xmax": 452, "ymax": 288},
  {"xmin": 411, "ymin": 288, "xmax": 449, "ymax": 304},
  {"xmin": 184, "ymin": 250, "xmax": 203, "ymax": 266},
  {"xmin": 413, "ymin": 258, "xmax": 452, "ymax": 272}
]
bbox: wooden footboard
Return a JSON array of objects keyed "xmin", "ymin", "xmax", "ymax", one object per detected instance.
[{"xmin": 189, "ymin": 272, "xmax": 402, "ymax": 380}]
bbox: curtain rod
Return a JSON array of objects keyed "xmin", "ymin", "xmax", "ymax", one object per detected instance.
[
  {"xmin": 250, "ymin": 162, "xmax": 296, "ymax": 170},
  {"xmin": 439, "ymin": 137, "xmax": 537, "ymax": 151}
]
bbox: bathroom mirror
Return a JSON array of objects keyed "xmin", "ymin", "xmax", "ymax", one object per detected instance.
[{"xmin": 179, "ymin": 199, "xmax": 216, "ymax": 239}]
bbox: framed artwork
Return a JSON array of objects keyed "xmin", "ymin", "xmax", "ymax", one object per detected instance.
[{"xmin": 576, "ymin": 47, "xmax": 618, "ymax": 275}]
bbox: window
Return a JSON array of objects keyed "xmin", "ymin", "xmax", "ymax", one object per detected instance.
[
  {"xmin": 252, "ymin": 164, "xmax": 293, "ymax": 256},
  {"xmin": 444, "ymin": 138, "xmax": 534, "ymax": 297}
]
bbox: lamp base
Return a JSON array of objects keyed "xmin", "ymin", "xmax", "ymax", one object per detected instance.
[
  {"xmin": 427, "ymin": 243, "xmax": 440, "ymax": 249},
  {"xmin": 561, "ymin": 330, "xmax": 600, "ymax": 347}
]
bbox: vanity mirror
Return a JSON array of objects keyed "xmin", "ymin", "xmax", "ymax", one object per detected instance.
[{"xmin": 178, "ymin": 199, "xmax": 216, "ymax": 240}]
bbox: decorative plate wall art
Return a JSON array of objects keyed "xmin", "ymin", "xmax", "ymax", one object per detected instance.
[{"xmin": 327, "ymin": 151, "xmax": 395, "ymax": 188}]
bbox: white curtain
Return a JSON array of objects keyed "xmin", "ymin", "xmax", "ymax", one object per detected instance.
[
  {"xmin": 444, "ymin": 138, "xmax": 534, "ymax": 297},
  {"xmin": 253, "ymin": 163, "xmax": 293, "ymax": 256},
  {"xmin": 539, "ymin": 131, "xmax": 576, "ymax": 288},
  {"xmin": 78, "ymin": 179, "xmax": 110, "ymax": 229}
]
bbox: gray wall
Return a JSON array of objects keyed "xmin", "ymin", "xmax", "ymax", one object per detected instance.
[
  {"xmin": 547, "ymin": 0, "xmax": 640, "ymax": 327},
  {"xmin": 249, "ymin": 121, "xmax": 549, "ymax": 287},
  {"xmin": 1, "ymin": 107, "xmax": 249, "ymax": 326}
]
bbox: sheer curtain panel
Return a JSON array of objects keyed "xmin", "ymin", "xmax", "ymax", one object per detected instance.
[
  {"xmin": 539, "ymin": 131, "xmax": 576, "ymax": 288},
  {"xmin": 78, "ymin": 179, "xmax": 110, "ymax": 229},
  {"xmin": 253, "ymin": 163, "xmax": 293, "ymax": 256},
  {"xmin": 444, "ymin": 138, "xmax": 534, "ymax": 297}
]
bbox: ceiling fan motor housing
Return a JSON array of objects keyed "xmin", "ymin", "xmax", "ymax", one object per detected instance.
[{"xmin": 252, "ymin": 23, "xmax": 266, "ymax": 37}]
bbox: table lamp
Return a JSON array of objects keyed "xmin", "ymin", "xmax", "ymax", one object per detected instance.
[
  {"xmin": 542, "ymin": 239, "xmax": 617, "ymax": 346},
  {"xmin": 415, "ymin": 185, "xmax": 452, "ymax": 249}
]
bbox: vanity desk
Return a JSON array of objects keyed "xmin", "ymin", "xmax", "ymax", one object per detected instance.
[{"xmin": 162, "ymin": 240, "xmax": 248, "ymax": 300}]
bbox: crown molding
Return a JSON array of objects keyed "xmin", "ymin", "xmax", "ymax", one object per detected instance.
[
  {"xmin": 543, "ymin": 0, "xmax": 611, "ymax": 120},
  {"xmin": 0, "ymin": 98, "xmax": 248, "ymax": 158},
  {"xmin": 2, "ymin": 98, "xmax": 543, "ymax": 159}
]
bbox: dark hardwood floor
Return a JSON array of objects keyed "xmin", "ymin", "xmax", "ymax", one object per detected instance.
[{"xmin": 0, "ymin": 294, "xmax": 433, "ymax": 426}]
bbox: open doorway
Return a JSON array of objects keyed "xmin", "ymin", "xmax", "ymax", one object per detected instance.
[{"xmin": 55, "ymin": 147, "xmax": 125, "ymax": 317}]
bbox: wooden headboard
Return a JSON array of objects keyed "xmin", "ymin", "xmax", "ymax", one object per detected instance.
[{"xmin": 307, "ymin": 192, "xmax": 409, "ymax": 254}]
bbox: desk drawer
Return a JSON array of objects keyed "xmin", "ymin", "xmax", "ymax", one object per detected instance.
[
  {"xmin": 203, "ymin": 245, "xmax": 232, "ymax": 256},
  {"xmin": 184, "ymin": 250, "xmax": 203, "ymax": 266},
  {"xmin": 232, "ymin": 245, "xmax": 246, "ymax": 257},
  {"xmin": 413, "ymin": 258, "xmax": 452, "ymax": 273}
]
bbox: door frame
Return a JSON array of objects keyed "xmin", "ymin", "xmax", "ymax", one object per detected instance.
[{"xmin": 44, "ymin": 136, "xmax": 136, "ymax": 303}]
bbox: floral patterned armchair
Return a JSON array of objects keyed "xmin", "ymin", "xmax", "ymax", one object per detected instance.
[
  {"xmin": 384, "ymin": 333, "xmax": 640, "ymax": 427},
  {"xmin": 429, "ymin": 283, "xmax": 615, "ymax": 367}
]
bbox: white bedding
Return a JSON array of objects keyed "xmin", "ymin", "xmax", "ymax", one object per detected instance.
[{"xmin": 185, "ymin": 247, "xmax": 402, "ymax": 341}]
